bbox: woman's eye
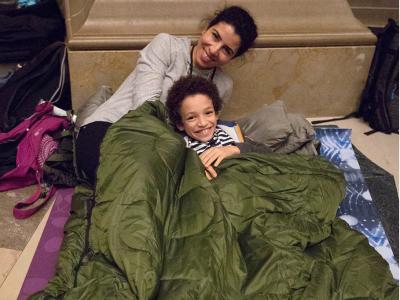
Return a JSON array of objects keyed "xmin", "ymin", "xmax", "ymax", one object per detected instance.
[{"xmin": 223, "ymin": 47, "xmax": 232, "ymax": 56}]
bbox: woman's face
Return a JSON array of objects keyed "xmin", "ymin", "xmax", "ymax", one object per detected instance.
[
  {"xmin": 193, "ymin": 22, "xmax": 241, "ymax": 70},
  {"xmin": 177, "ymin": 93, "xmax": 218, "ymax": 143}
]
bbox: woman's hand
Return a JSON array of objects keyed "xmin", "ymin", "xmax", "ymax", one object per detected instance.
[{"xmin": 200, "ymin": 145, "xmax": 240, "ymax": 180}]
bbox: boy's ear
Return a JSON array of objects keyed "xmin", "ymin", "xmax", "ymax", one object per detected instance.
[{"xmin": 177, "ymin": 123, "xmax": 184, "ymax": 131}]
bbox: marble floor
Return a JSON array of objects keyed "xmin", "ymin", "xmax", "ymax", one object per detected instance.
[{"xmin": 0, "ymin": 117, "xmax": 398, "ymax": 299}]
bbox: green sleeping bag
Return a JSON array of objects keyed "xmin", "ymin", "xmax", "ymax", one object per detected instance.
[{"xmin": 31, "ymin": 101, "xmax": 398, "ymax": 299}]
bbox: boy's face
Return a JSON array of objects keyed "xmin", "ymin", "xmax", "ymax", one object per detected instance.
[{"xmin": 177, "ymin": 93, "xmax": 218, "ymax": 143}]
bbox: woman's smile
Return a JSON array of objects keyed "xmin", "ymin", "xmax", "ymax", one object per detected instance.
[{"xmin": 200, "ymin": 49, "xmax": 213, "ymax": 64}]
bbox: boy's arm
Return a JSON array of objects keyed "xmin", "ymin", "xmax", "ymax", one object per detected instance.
[
  {"xmin": 200, "ymin": 145, "xmax": 240, "ymax": 179},
  {"xmin": 200, "ymin": 139, "xmax": 272, "ymax": 180}
]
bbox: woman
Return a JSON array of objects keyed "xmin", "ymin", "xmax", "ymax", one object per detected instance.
[{"xmin": 76, "ymin": 5, "xmax": 258, "ymax": 184}]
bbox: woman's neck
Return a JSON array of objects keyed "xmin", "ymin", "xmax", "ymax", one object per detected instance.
[
  {"xmin": 191, "ymin": 44, "xmax": 213, "ymax": 71},
  {"xmin": 190, "ymin": 45, "xmax": 217, "ymax": 82}
]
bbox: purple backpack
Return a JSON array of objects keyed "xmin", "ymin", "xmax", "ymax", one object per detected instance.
[{"xmin": 0, "ymin": 101, "xmax": 70, "ymax": 218}]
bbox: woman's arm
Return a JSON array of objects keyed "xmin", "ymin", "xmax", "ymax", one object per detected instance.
[
  {"xmin": 81, "ymin": 33, "xmax": 178, "ymax": 125},
  {"xmin": 130, "ymin": 33, "xmax": 173, "ymax": 108}
]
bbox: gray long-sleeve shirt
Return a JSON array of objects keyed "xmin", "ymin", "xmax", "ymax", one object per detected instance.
[{"xmin": 82, "ymin": 33, "xmax": 233, "ymax": 126}]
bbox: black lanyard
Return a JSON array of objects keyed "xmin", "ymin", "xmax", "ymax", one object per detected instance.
[{"xmin": 189, "ymin": 45, "xmax": 216, "ymax": 81}]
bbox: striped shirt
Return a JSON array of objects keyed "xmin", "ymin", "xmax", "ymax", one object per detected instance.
[{"xmin": 183, "ymin": 127, "xmax": 234, "ymax": 155}]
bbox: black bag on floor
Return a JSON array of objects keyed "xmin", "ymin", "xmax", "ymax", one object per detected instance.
[
  {"xmin": 358, "ymin": 19, "xmax": 399, "ymax": 134},
  {"xmin": 0, "ymin": 0, "xmax": 65, "ymax": 63},
  {"xmin": 0, "ymin": 0, "xmax": 61, "ymax": 18},
  {"xmin": 312, "ymin": 19, "xmax": 399, "ymax": 135},
  {"xmin": 43, "ymin": 129, "xmax": 78, "ymax": 187},
  {"xmin": 0, "ymin": 14, "xmax": 65, "ymax": 63},
  {"xmin": 0, "ymin": 42, "xmax": 71, "ymax": 132}
]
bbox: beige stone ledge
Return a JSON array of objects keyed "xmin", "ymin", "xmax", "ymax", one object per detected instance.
[
  {"xmin": 69, "ymin": 45, "xmax": 374, "ymax": 118},
  {"xmin": 64, "ymin": 0, "xmax": 376, "ymax": 50},
  {"xmin": 221, "ymin": 45, "xmax": 375, "ymax": 118}
]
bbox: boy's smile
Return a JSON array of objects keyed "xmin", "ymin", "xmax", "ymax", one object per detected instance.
[{"xmin": 177, "ymin": 93, "xmax": 218, "ymax": 143}]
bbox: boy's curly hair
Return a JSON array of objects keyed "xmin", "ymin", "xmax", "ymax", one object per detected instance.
[{"xmin": 166, "ymin": 75, "xmax": 222, "ymax": 129}]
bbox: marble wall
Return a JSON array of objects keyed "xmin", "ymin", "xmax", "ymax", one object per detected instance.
[
  {"xmin": 69, "ymin": 45, "xmax": 374, "ymax": 118},
  {"xmin": 68, "ymin": 50, "xmax": 138, "ymax": 110}
]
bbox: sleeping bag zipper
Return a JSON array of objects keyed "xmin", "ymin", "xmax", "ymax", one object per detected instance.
[{"xmin": 73, "ymin": 187, "xmax": 95, "ymax": 287}]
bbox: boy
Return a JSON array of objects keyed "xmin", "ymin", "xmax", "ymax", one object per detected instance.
[{"xmin": 166, "ymin": 75, "xmax": 271, "ymax": 179}]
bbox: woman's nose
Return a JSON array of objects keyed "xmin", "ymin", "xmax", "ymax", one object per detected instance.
[{"xmin": 209, "ymin": 43, "xmax": 221, "ymax": 57}]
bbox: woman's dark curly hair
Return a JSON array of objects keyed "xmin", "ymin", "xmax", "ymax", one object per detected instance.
[
  {"xmin": 166, "ymin": 75, "xmax": 222, "ymax": 129},
  {"xmin": 208, "ymin": 6, "xmax": 258, "ymax": 57}
]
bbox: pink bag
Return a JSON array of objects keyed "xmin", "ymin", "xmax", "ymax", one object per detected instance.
[{"xmin": 0, "ymin": 101, "xmax": 70, "ymax": 218}]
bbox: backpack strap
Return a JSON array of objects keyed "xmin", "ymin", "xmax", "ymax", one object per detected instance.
[
  {"xmin": 13, "ymin": 185, "xmax": 57, "ymax": 219},
  {"xmin": 13, "ymin": 168, "xmax": 57, "ymax": 219},
  {"xmin": 364, "ymin": 129, "xmax": 399, "ymax": 136},
  {"xmin": 311, "ymin": 112, "xmax": 358, "ymax": 125},
  {"xmin": 45, "ymin": 152, "xmax": 73, "ymax": 162}
]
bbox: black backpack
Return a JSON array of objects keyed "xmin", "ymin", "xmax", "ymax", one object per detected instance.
[
  {"xmin": 359, "ymin": 19, "xmax": 398, "ymax": 134},
  {"xmin": 43, "ymin": 129, "xmax": 78, "ymax": 188},
  {"xmin": 0, "ymin": 42, "xmax": 71, "ymax": 132},
  {"xmin": 313, "ymin": 19, "xmax": 399, "ymax": 135},
  {"xmin": 0, "ymin": 0, "xmax": 65, "ymax": 63}
]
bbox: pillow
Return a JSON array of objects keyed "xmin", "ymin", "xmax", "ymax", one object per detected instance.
[
  {"xmin": 75, "ymin": 85, "xmax": 113, "ymax": 128},
  {"xmin": 237, "ymin": 100, "xmax": 293, "ymax": 150},
  {"xmin": 274, "ymin": 113, "xmax": 317, "ymax": 155}
]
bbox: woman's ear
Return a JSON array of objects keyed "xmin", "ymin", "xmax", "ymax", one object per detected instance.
[{"xmin": 177, "ymin": 123, "xmax": 184, "ymax": 131}]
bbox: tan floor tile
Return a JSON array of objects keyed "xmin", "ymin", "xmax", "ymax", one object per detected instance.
[
  {"xmin": 0, "ymin": 201, "xmax": 53, "ymax": 300},
  {"xmin": 0, "ymin": 186, "xmax": 51, "ymax": 251},
  {"xmin": 0, "ymin": 249, "xmax": 21, "ymax": 288}
]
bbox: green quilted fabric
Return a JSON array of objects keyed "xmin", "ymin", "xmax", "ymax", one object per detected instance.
[{"xmin": 31, "ymin": 101, "xmax": 398, "ymax": 300}]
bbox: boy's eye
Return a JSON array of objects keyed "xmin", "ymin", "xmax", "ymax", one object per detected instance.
[{"xmin": 206, "ymin": 111, "xmax": 214, "ymax": 115}]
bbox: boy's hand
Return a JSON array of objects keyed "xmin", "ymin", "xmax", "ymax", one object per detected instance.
[
  {"xmin": 205, "ymin": 169, "xmax": 215, "ymax": 180},
  {"xmin": 200, "ymin": 146, "xmax": 240, "ymax": 179}
]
